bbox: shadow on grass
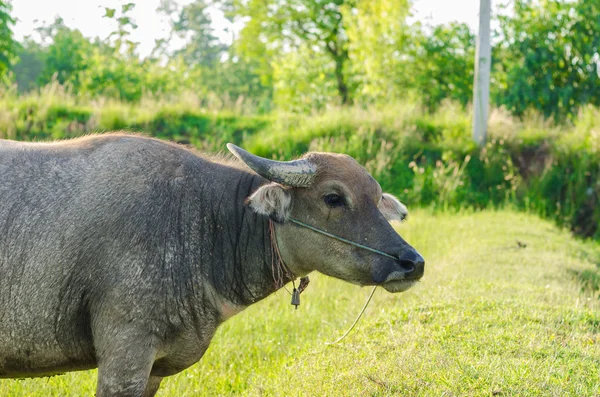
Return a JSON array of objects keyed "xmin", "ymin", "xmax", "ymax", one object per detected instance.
[
  {"xmin": 568, "ymin": 247, "xmax": 600, "ymax": 299},
  {"xmin": 571, "ymin": 268, "xmax": 600, "ymax": 293},
  {"xmin": 568, "ymin": 242, "xmax": 600, "ymax": 294}
]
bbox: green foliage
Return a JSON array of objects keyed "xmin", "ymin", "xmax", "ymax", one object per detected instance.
[
  {"xmin": 133, "ymin": 106, "xmax": 270, "ymax": 151},
  {"xmin": 103, "ymin": 2, "xmax": 139, "ymax": 56},
  {"xmin": 243, "ymin": 102, "xmax": 600, "ymax": 238},
  {"xmin": 272, "ymin": 44, "xmax": 338, "ymax": 111},
  {"xmin": 37, "ymin": 19, "xmax": 94, "ymax": 91},
  {"xmin": 216, "ymin": 55, "xmax": 273, "ymax": 112},
  {"xmin": 79, "ymin": 50, "xmax": 187, "ymax": 102},
  {"xmin": 164, "ymin": 0, "xmax": 227, "ymax": 67},
  {"xmin": 496, "ymin": 0, "xmax": 600, "ymax": 120},
  {"xmin": 410, "ymin": 23, "xmax": 475, "ymax": 111},
  {"xmin": 189, "ymin": 46, "xmax": 273, "ymax": 113},
  {"xmin": 5, "ymin": 0, "xmax": 600, "ymax": 241},
  {"xmin": 222, "ymin": 0, "xmax": 354, "ymax": 104},
  {"xmin": 0, "ymin": 0, "xmax": 18, "ymax": 80},
  {"xmin": 343, "ymin": 0, "xmax": 412, "ymax": 103},
  {"xmin": 8, "ymin": 0, "xmax": 600, "ymax": 120},
  {"xmin": 29, "ymin": 14, "xmax": 195, "ymax": 102},
  {"xmin": 3, "ymin": 87, "xmax": 600, "ymax": 240},
  {"xmin": 11, "ymin": 39, "xmax": 45, "ymax": 92},
  {"xmin": 0, "ymin": 86, "xmax": 271, "ymax": 150}
]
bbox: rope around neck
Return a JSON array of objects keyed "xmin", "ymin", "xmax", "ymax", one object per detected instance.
[
  {"xmin": 269, "ymin": 219, "xmax": 293, "ymax": 290},
  {"xmin": 269, "ymin": 219, "xmax": 310, "ymax": 309},
  {"xmin": 288, "ymin": 218, "xmax": 398, "ymax": 260}
]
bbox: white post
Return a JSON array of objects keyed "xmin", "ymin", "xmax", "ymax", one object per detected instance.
[{"xmin": 472, "ymin": 0, "xmax": 492, "ymax": 146}]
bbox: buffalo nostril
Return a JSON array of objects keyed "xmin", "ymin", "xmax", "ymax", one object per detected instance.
[
  {"xmin": 397, "ymin": 250, "xmax": 425, "ymax": 277},
  {"xmin": 397, "ymin": 259, "xmax": 416, "ymax": 273}
]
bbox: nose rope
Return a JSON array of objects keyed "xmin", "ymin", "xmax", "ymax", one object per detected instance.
[
  {"xmin": 285, "ymin": 218, "xmax": 392, "ymax": 344},
  {"xmin": 288, "ymin": 218, "xmax": 398, "ymax": 261}
]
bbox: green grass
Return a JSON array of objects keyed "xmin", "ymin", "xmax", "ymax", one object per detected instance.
[{"xmin": 1, "ymin": 209, "xmax": 599, "ymax": 396}]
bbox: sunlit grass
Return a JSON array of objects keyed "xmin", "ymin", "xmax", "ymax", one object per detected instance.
[{"xmin": 1, "ymin": 209, "xmax": 599, "ymax": 396}]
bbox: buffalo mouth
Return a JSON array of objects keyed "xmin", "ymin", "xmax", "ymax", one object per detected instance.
[
  {"xmin": 382, "ymin": 279, "xmax": 417, "ymax": 293},
  {"xmin": 380, "ymin": 270, "xmax": 421, "ymax": 293}
]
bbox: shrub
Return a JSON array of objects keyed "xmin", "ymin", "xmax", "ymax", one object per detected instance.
[{"xmin": 1, "ymin": 93, "xmax": 599, "ymax": 240}]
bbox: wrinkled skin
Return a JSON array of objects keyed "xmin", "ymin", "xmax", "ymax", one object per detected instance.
[{"xmin": 0, "ymin": 134, "xmax": 423, "ymax": 396}]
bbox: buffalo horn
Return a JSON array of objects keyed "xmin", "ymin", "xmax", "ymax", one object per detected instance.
[{"xmin": 227, "ymin": 143, "xmax": 316, "ymax": 187}]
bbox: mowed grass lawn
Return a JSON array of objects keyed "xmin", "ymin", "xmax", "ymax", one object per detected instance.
[{"xmin": 2, "ymin": 210, "xmax": 599, "ymax": 396}]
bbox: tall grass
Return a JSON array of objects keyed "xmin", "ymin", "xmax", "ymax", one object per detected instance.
[
  {"xmin": 1, "ymin": 87, "xmax": 599, "ymax": 239},
  {"xmin": 0, "ymin": 82, "xmax": 270, "ymax": 146}
]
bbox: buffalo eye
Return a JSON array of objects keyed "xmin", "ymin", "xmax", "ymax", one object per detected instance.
[{"xmin": 323, "ymin": 193, "xmax": 345, "ymax": 208}]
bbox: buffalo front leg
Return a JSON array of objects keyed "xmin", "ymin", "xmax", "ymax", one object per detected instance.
[
  {"xmin": 94, "ymin": 331, "xmax": 160, "ymax": 397},
  {"xmin": 142, "ymin": 376, "xmax": 163, "ymax": 397}
]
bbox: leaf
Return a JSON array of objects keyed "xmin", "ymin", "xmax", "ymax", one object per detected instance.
[
  {"xmin": 122, "ymin": 3, "xmax": 136, "ymax": 13},
  {"xmin": 103, "ymin": 7, "xmax": 116, "ymax": 19}
]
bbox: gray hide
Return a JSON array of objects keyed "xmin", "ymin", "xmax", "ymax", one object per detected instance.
[
  {"xmin": 0, "ymin": 134, "xmax": 424, "ymax": 397},
  {"xmin": 0, "ymin": 134, "xmax": 278, "ymax": 396}
]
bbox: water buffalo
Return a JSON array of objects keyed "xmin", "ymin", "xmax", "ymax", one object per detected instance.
[{"xmin": 0, "ymin": 134, "xmax": 424, "ymax": 396}]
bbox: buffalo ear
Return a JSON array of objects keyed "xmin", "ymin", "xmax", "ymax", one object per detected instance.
[
  {"xmin": 247, "ymin": 183, "xmax": 292, "ymax": 223},
  {"xmin": 379, "ymin": 193, "xmax": 408, "ymax": 222}
]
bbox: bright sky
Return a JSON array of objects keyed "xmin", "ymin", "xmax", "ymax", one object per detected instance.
[{"xmin": 12, "ymin": 0, "xmax": 499, "ymax": 58}]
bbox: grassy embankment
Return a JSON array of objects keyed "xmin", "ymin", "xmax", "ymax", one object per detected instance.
[
  {"xmin": 1, "ymin": 210, "xmax": 599, "ymax": 396},
  {"xmin": 1, "ymin": 86, "xmax": 600, "ymax": 239}
]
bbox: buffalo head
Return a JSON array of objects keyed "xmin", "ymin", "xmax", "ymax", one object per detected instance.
[{"xmin": 228, "ymin": 144, "xmax": 424, "ymax": 293}]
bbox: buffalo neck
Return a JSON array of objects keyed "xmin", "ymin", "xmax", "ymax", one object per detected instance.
[{"xmin": 184, "ymin": 159, "xmax": 292, "ymax": 310}]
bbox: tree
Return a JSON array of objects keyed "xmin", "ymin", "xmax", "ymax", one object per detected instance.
[
  {"xmin": 157, "ymin": 0, "xmax": 272, "ymax": 108},
  {"xmin": 159, "ymin": 0, "xmax": 227, "ymax": 66},
  {"xmin": 272, "ymin": 43, "xmax": 338, "ymax": 111},
  {"xmin": 343, "ymin": 0, "xmax": 412, "ymax": 103},
  {"xmin": 11, "ymin": 38, "xmax": 46, "ymax": 92},
  {"xmin": 496, "ymin": 0, "xmax": 600, "ymax": 120},
  {"xmin": 410, "ymin": 23, "xmax": 475, "ymax": 111},
  {"xmin": 37, "ymin": 18, "xmax": 94, "ymax": 91},
  {"xmin": 103, "ymin": 2, "xmax": 139, "ymax": 57},
  {"xmin": 198, "ymin": 50, "xmax": 274, "ymax": 111},
  {"xmin": 221, "ymin": 0, "xmax": 354, "ymax": 105},
  {"xmin": 346, "ymin": 6, "xmax": 474, "ymax": 111},
  {"xmin": 0, "ymin": 0, "xmax": 18, "ymax": 80}
]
